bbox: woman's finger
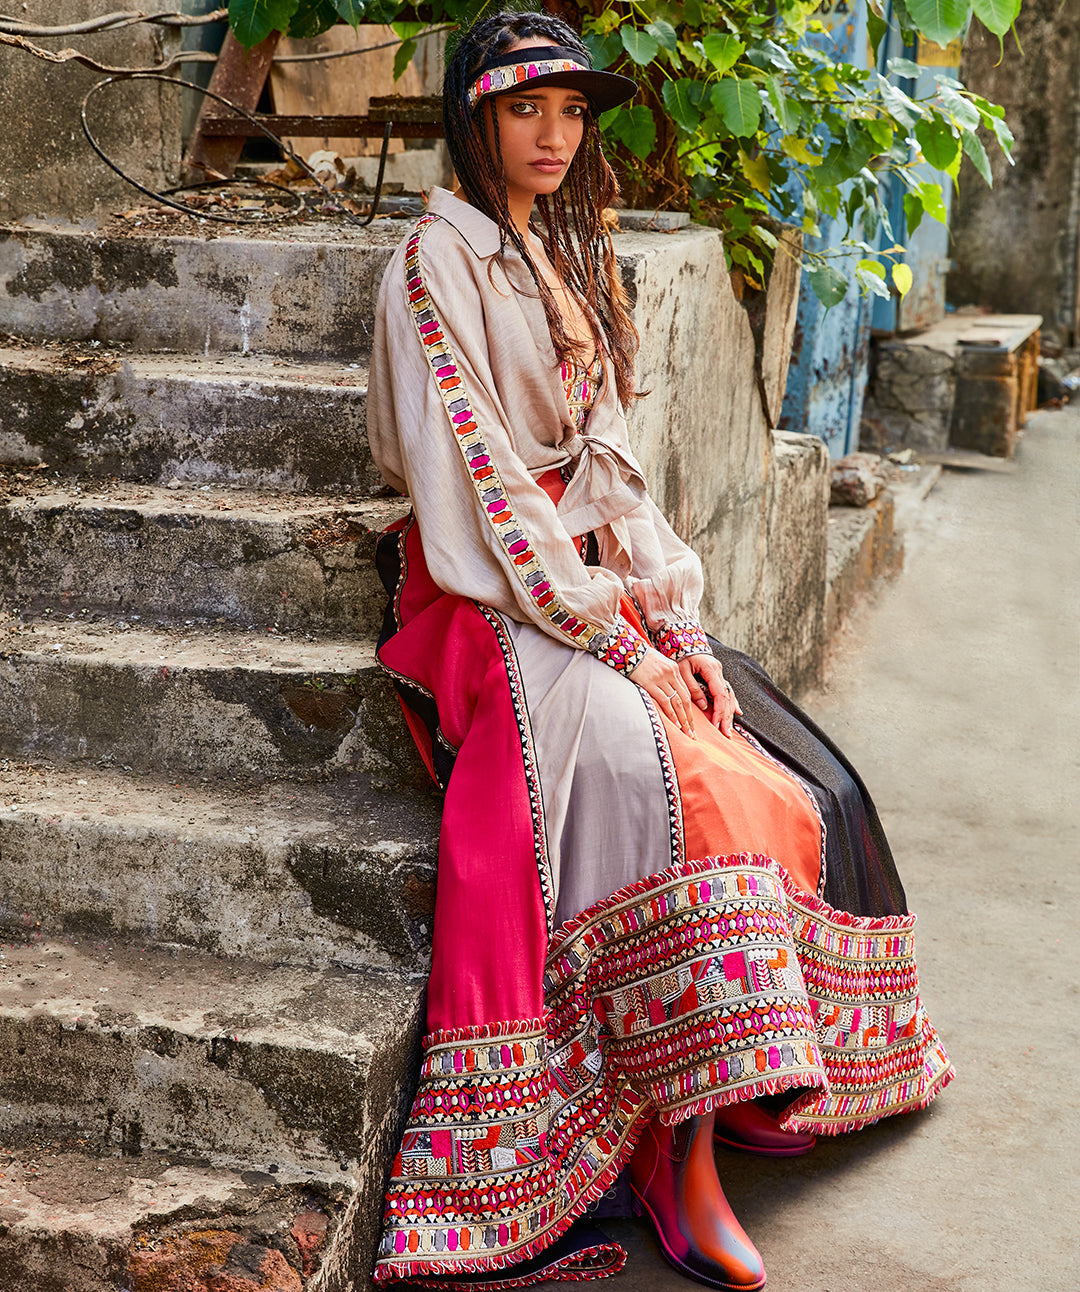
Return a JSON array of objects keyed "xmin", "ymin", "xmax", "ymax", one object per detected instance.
[{"xmin": 659, "ymin": 683, "xmax": 696, "ymax": 739}]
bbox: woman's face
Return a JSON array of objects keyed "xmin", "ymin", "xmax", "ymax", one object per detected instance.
[{"xmin": 484, "ymin": 39, "xmax": 588, "ymax": 207}]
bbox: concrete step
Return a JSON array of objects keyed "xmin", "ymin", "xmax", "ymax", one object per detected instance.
[
  {"xmin": 0, "ymin": 759, "xmax": 438, "ymax": 970},
  {"xmin": 0, "ymin": 1137, "xmax": 359, "ymax": 1292},
  {"xmin": 0, "ymin": 934, "xmax": 423, "ymax": 1174},
  {"xmin": 0, "ymin": 220, "xmax": 401, "ymax": 360},
  {"xmin": 0, "ymin": 476, "xmax": 407, "ymax": 635},
  {"xmin": 0, "ymin": 343, "xmax": 379, "ymax": 492},
  {"xmin": 0, "ymin": 618, "xmax": 424, "ymax": 783}
]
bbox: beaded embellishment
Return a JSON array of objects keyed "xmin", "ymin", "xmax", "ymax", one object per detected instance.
[
  {"xmin": 403, "ymin": 214, "xmax": 646, "ymax": 675},
  {"xmin": 468, "ymin": 56, "xmax": 587, "ymax": 109},
  {"xmin": 654, "ymin": 621, "xmax": 711, "ymax": 662},
  {"xmin": 560, "ymin": 350, "xmax": 604, "ymax": 433}
]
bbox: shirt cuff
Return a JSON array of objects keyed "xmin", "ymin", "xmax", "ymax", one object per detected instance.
[
  {"xmin": 653, "ymin": 621, "xmax": 711, "ymax": 662},
  {"xmin": 589, "ymin": 615, "xmax": 649, "ymax": 675}
]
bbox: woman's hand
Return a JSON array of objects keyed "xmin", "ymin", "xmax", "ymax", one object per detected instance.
[
  {"xmin": 628, "ymin": 648, "xmax": 699, "ymax": 738},
  {"xmin": 679, "ymin": 652, "xmax": 742, "ymax": 738}
]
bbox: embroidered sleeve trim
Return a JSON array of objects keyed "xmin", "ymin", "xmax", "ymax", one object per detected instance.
[
  {"xmin": 591, "ymin": 615, "xmax": 648, "ymax": 674},
  {"xmin": 403, "ymin": 214, "xmax": 641, "ymax": 673},
  {"xmin": 653, "ymin": 621, "xmax": 711, "ymax": 662}
]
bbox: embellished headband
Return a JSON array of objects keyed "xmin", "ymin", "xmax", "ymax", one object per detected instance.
[{"xmin": 466, "ymin": 44, "xmax": 638, "ymax": 113}]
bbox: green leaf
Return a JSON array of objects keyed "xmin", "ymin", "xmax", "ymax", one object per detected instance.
[
  {"xmin": 701, "ymin": 33, "xmax": 745, "ymax": 76},
  {"xmin": 877, "ymin": 76, "xmax": 922, "ymax": 130},
  {"xmin": 711, "ymin": 79, "xmax": 762, "ymax": 137},
  {"xmin": 865, "ymin": 118, "xmax": 895, "ymax": 152},
  {"xmin": 393, "ymin": 36, "xmax": 417, "ymax": 82},
  {"xmin": 676, "ymin": 38, "xmax": 706, "ymax": 71},
  {"xmin": 892, "ymin": 262, "xmax": 914, "ymax": 297},
  {"xmin": 939, "ymin": 86, "xmax": 982, "ymax": 132},
  {"xmin": 887, "ymin": 57, "xmax": 923, "ymax": 78},
  {"xmin": 739, "ymin": 149, "xmax": 771, "ymax": 196},
  {"xmin": 601, "ymin": 103, "xmax": 657, "ymax": 162},
  {"xmin": 917, "ymin": 179, "xmax": 948, "ymax": 223},
  {"xmin": 780, "ymin": 136, "xmax": 820, "ymax": 166},
  {"xmin": 646, "ymin": 19, "xmax": 678, "ymax": 53},
  {"xmin": 332, "ymin": 0, "xmax": 367, "ymax": 26},
  {"xmin": 972, "ymin": 0, "xmax": 1021, "ymax": 38},
  {"xmin": 903, "ymin": 190, "xmax": 925, "ymax": 235},
  {"xmin": 662, "ymin": 79, "xmax": 705, "ymax": 135},
  {"xmin": 620, "ymin": 26, "xmax": 659, "ymax": 66},
  {"xmin": 961, "ymin": 127, "xmax": 993, "ymax": 184},
  {"xmin": 229, "ymin": 0, "xmax": 300, "ymax": 47},
  {"xmin": 809, "ymin": 263, "xmax": 849, "ymax": 310},
  {"xmin": 751, "ymin": 224, "xmax": 779, "ymax": 251},
  {"xmin": 867, "ymin": 9, "xmax": 889, "ymax": 59},
  {"xmin": 904, "ymin": 0, "xmax": 971, "ymax": 47},
  {"xmin": 856, "ymin": 263, "xmax": 892, "ymax": 299},
  {"xmin": 584, "ymin": 30, "xmax": 623, "ymax": 70},
  {"xmin": 971, "ymin": 98, "xmax": 1015, "ymax": 158},
  {"xmin": 915, "ymin": 117, "xmax": 960, "ymax": 169},
  {"xmin": 765, "ymin": 76, "xmax": 799, "ymax": 133},
  {"xmin": 288, "ymin": 0, "xmax": 339, "ymax": 39}
]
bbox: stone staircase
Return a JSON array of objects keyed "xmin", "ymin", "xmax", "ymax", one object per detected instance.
[{"xmin": 0, "ymin": 218, "xmax": 441, "ymax": 1291}]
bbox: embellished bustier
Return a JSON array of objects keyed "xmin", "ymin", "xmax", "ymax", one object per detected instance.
[{"xmin": 560, "ymin": 350, "xmax": 604, "ymax": 432}]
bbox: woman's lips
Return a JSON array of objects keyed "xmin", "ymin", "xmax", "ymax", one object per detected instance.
[{"xmin": 529, "ymin": 159, "xmax": 566, "ymax": 172}]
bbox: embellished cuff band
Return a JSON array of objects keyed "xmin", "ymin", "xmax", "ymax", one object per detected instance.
[
  {"xmin": 653, "ymin": 621, "xmax": 711, "ymax": 662},
  {"xmin": 590, "ymin": 615, "xmax": 649, "ymax": 675}
]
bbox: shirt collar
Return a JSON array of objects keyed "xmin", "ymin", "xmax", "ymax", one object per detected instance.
[{"xmin": 425, "ymin": 186, "xmax": 505, "ymax": 258}]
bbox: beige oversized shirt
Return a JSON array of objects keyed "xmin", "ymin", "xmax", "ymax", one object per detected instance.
[{"xmin": 368, "ymin": 187, "xmax": 705, "ymax": 673}]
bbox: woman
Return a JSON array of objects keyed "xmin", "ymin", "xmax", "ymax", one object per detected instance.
[{"xmin": 367, "ymin": 12, "xmax": 952, "ymax": 1290}]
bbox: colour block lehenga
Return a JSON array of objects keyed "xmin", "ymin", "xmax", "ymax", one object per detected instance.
[{"xmin": 367, "ymin": 188, "xmax": 953, "ymax": 1288}]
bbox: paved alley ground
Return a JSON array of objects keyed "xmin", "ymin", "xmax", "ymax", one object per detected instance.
[{"xmin": 592, "ymin": 405, "xmax": 1080, "ymax": 1292}]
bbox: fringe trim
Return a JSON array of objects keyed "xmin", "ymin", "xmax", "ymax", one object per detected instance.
[
  {"xmin": 547, "ymin": 851, "xmax": 915, "ymax": 968},
  {"xmin": 379, "ymin": 1241, "xmax": 627, "ymax": 1289},
  {"xmin": 419, "ymin": 1016, "xmax": 549, "ymax": 1053},
  {"xmin": 784, "ymin": 1061, "xmax": 957, "ymax": 1137},
  {"xmin": 373, "ymin": 1101, "xmax": 649, "ymax": 1285}
]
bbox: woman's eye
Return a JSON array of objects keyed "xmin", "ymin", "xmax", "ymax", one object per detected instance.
[
  {"xmin": 565, "ymin": 105, "xmax": 585, "ymax": 117},
  {"xmin": 510, "ymin": 101, "xmax": 536, "ymax": 115}
]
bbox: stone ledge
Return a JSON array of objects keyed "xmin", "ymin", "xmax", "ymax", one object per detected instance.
[
  {"xmin": 0, "ymin": 483, "xmax": 406, "ymax": 635},
  {"xmin": 825, "ymin": 489, "xmax": 903, "ymax": 642},
  {"xmin": 0, "ymin": 346, "xmax": 378, "ymax": 492},
  {"xmin": 0, "ymin": 759, "xmax": 438, "ymax": 969},
  {"xmin": 0, "ymin": 622, "xmax": 422, "ymax": 783},
  {"xmin": 0, "ymin": 935, "xmax": 424, "ymax": 1170}
]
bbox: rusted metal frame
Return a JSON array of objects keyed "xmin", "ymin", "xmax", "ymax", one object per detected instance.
[
  {"xmin": 199, "ymin": 115, "xmax": 443, "ymax": 138},
  {"xmin": 183, "ymin": 30, "xmax": 281, "ymax": 181}
]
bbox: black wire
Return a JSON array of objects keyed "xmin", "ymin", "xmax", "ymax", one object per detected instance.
[{"xmin": 80, "ymin": 73, "xmax": 376, "ymax": 227}]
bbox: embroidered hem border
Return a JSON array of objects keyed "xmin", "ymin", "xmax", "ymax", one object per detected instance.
[{"xmin": 373, "ymin": 854, "xmax": 952, "ymax": 1284}]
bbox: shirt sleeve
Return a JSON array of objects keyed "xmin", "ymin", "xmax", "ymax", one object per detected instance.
[
  {"xmin": 369, "ymin": 215, "xmax": 648, "ymax": 675},
  {"xmin": 620, "ymin": 495, "xmax": 712, "ymax": 662}
]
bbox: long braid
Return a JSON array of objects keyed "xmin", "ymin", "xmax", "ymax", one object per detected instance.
[{"xmin": 443, "ymin": 10, "xmax": 641, "ymax": 406}]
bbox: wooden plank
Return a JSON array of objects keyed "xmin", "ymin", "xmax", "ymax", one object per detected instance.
[{"xmin": 269, "ymin": 25, "xmax": 442, "ymax": 158}]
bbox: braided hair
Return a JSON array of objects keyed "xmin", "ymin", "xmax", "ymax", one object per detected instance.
[{"xmin": 443, "ymin": 9, "xmax": 640, "ymax": 407}]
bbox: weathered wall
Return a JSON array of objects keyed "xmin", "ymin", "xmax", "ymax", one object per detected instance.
[
  {"xmin": 947, "ymin": 2, "xmax": 1080, "ymax": 343},
  {"xmin": 0, "ymin": 2, "xmax": 183, "ymax": 223},
  {"xmin": 623, "ymin": 227, "xmax": 827, "ymax": 692}
]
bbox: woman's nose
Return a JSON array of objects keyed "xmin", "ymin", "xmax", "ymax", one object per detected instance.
[{"xmin": 537, "ymin": 114, "xmax": 567, "ymax": 149}]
